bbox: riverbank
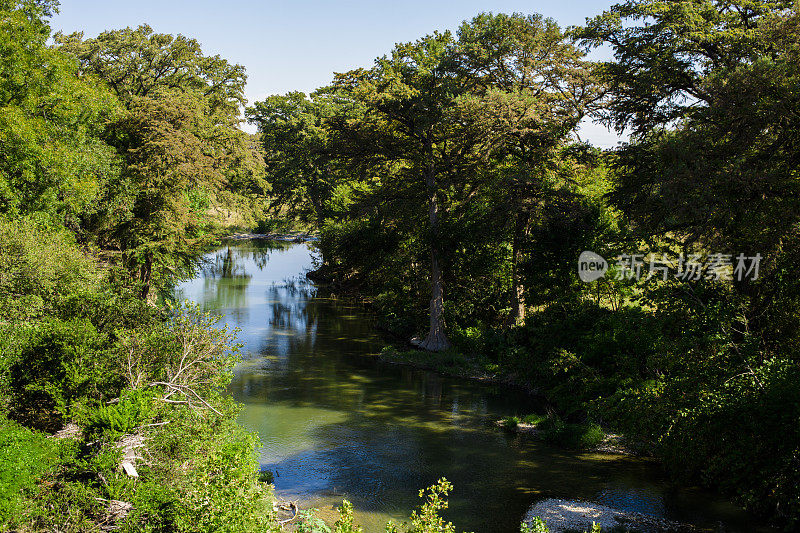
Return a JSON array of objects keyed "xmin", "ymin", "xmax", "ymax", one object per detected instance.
[
  {"xmin": 374, "ymin": 344, "xmax": 545, "ymax": 393},
  {"xmin": 224, "ymin": 231, "xmax": 318, "ymax": 242},
  {"xmin": 370, "ymin": 344, "xmax": 648, "ymax": 462}
]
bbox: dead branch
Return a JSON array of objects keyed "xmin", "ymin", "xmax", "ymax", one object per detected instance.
[{"xmin": 150, "ymin": 381, "xmax": 223, "ymax": 416}]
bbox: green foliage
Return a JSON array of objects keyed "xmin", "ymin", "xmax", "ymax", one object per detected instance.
[
  {"xmin": 523, "ymin": 518, "xmax": 606, "ymax": 533},
  {"xmin": 55, "ymin": 24, "xmax": 267, "ymax": 300},
  {"xmin": 538, "ymin": 417, "xmax": 605, "ymax": 450},
  {"xmin": 523, "ymin": 414, "xmax": 546, "ymax": 425},
  {"xmin": 521, "ymin": 517, "xmax": 549, "ymax": 533},
  {"xmin": 502, "ymin": 415, "xmax": 520, "ymax": 430},
  {"xmin": 2, "ymin": 0, "xmax": 800, "ymax": 529},
  {"xmin": 120, "ymin": 404, "xmax": 276, "ymax": 533},
  {"xmin": 0, "ymin": 0, "xmax": 121, "ymax": 221},
  {"xmin": 0, "ymin": 216, "xmax": 102, "ymax": 320},
  {"xmin": 645, "ymin": 357, "xmax": 800, "ymax": 526},
  {"xmin": 251, "ymin": 5, "xmax": 800, "ymax": 526},
  {"xmin": 246, "ymin": 91, "xmax": 350, "ymax": 226},
  {"xmin": 297, "ymin": 510, "xmax": 333, "ymax": 533},
  {"xmin": 501, "ymin": 411, "xmax": 604, "ymax": 450},
  {"xmin": 386, "ymin": 478, "xmax": 457, "ymax": 533},
  {"xmin": 0, "ymin": 417, "xmax": 57, "ymax": 530},
  {"xmin": 333, "ymin": 500, "xmax": 364, "ymax": 533},
  {"xmin": 86, "ymin": 388, "xmax": 155, "ymax": 441},
  {"xmin": 5, "ymin": 317, "xmax": 114, "ymax": 428}
]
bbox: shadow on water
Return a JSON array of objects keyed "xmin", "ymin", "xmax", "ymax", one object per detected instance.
[{"xmin": 176, "ymin": 241, "xmax": 768, "ymax": 533}]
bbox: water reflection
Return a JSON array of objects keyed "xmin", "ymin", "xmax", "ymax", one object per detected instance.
[{"xmin": 176, "ymin": 242, "xmax": 766, "ymax": 533}]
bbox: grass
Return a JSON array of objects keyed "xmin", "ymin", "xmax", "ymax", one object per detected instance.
[{"xmin": 0, "ymin": 417, "xmax": 59, "ymax": 529}]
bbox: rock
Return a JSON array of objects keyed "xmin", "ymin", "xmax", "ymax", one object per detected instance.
[
  {"xmin": 523, "ymin": 498, "xmax": 696, "ymax": 532},
  {"xmin": 593, "ymin": 433, "xmax": 633, "ymax": 455},
  {"xmin": 97, "ymin": 498, "xmax": 133, "ymax": 531},
  {"xmin": 496, "ymin": 419, "xmax": 541, "ymax": 436},
  {"xmin": 107, "ymin": 499, "xmax": 133, "ymax": 520},
  {"xmin": 121, "ymin": 461, "xmax": 138, "ymax": 478},
  {"xmin": 50, "ymin": 422, "xmax": 81, "ymax": 439},
  {"xmin": 118, "ymin": 434, "xmax": 145, "ymax": 477}
]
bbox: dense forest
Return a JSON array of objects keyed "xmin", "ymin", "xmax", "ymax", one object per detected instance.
[{"xmin": 1, "ymin": 0, "xmax": 799, "ymax": 531}]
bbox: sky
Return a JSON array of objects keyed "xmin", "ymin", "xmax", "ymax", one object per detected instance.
[{"xmin": 51, "ymin": 0, "xmax": 626, "ymax": 147}]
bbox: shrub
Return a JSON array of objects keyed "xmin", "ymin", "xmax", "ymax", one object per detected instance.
[
  {"xmin": 523, "ymin": 414, "xmax": 546, "ymax": 425},
  {"xmin": 538, "ymin": 416, "xmax": 604, "ymax": 450},
  {"xmin": 333, "ymin": 500, "xmax": 363, "ymax": 533},
  {"xmin": 386, "ymin": 478, "xmax": 456, "ymax": 533},
  {"xmin": 120, "ymin": 401, "xmax": 275, "ymax": 533},
  {"xmin": 0, "ymin": 217, "xmax": 101, "ymax": 321},
  {"xmin": 521, "ymin": 517, "xmax": 549, "ymax": 533},
  {"xmin": 85, "ymin": 388, "xmax": 156, "ymax": 441},
  {"xmin": 502, "ymin": 415, "xmax": 521, "ymax": 430},
  {"xmin": 6, "ymin": 317, "xmax": 116, "ymax": 429}
]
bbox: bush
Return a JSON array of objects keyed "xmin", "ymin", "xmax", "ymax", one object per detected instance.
[
  {"xmin": 523, "ymin": 414, "xmax": 546, "ymax": 425},
  {"xmin": 537, "ymin": 416, "xmax": 604, "ymax": 450},
  {"xmin": 385, "ymin": 478, "xmax": 456, "ymax": 533},
  {"xmin": 5, "ymin": 317, "xmax": 117, "ymax": 429},
  {"xmin": 502, "ymin": 415, "xmax": 521, "ymax": 430},
  {"xmin": 521, "ymin": 517, "xmax": 549, "ymax": 533},
  {"xmin": 333, "ymin": 500, "xmax": 363, "ymax": 533},
  {"xmin": 658, "ymin": 358, "xmax": 800, "ymax": 528},
  {"xmin": 0, "ymin": 217, "xmax": 101, "ymax": 321},
  {"xmin": 122, "ymin": 402, "xmax": 277, "ymax": 533}
]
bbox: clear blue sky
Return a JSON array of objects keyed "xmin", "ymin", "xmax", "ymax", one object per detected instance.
[{"xmin": 51, "ymin": 0, "xmax": 625, "ymax": 146}]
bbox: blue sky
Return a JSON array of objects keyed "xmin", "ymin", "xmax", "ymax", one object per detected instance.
[{"xmin": 51, "ymin": 1, "xmax": 625, "ymax": 146}]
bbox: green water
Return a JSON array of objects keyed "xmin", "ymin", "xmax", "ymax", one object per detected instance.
[{"xmin": 176, "ymin": 241, "xmax": 765, "ymax": 533}]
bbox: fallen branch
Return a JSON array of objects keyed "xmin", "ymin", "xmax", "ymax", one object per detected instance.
[{"xmin": 277, "ymin": 501, "xmax": 299, "ymax": 525}]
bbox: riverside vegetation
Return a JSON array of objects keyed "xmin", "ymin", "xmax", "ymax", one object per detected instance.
[
  {"xmin": 1, "ymin": 0, "xmax": 799, "ymax": 531},
  {"xmin": 0, "ymin": 1, "xmax": 469, "ymax": 531}
]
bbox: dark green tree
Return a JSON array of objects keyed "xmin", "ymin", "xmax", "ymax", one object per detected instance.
[
  {"xmin": 578, "ymin": 2, "xmax": 800, "ymax": 524},
  {"xmin": 328, "ymin": 32, "xmax": 503, "ymax": 350},
  {"xmin": 455, "ymin": 12, "xmax": 600, "ymax": 322}
]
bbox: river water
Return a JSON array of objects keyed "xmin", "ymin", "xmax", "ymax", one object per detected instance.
[{"xmin": 175, "ymin": 241, "xmax": 764, "ymax": 533}]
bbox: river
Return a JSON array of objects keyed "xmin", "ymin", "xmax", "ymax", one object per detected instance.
[{"xmin": 175, "ymin": 240, "xmax": 764, "ymax": 533}]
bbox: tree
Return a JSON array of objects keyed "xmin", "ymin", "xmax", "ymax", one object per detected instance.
[
  {"xmin": 0, "ymin": 0, "xmax": 121, "ymax": 226},
  {"xmin": 56, "ymin": 25, "xmax": 266, "ymax": 299},
  {"xmin": 577, "ymin": 0, "xmax": 800, "ymax": 328},
  {"xmin": 454, "ymin": 13, "xmax": 600, "ymax": 323},
  {"xmin": 246, "ymin": 90, "xmax": 355, "ymax": 225},
  {"xmin": 328, "ymin": 32, "xmax": 504, "ymax": 351},
  {"xmin": 577, "ymin": 2, "xmax": 800, "ymax": 524}
]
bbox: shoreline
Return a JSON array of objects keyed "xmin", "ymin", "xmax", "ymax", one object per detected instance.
[
  {"xmin": 299, "ymin": 265, "xmax": 645, "ymax": 460},
  {"xmin": 223, "ymin": 232, "xmax": 318, "ymax": 242}
]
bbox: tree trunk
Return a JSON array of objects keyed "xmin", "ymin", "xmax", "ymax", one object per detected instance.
[
  {"xmin": 139, "ymin": 251, "xmax": 153, "ymax": 301},
  {"xmin": 511, "ymin": 210, "xmax": 530, "ymax": 325},
  {"xmin": 418, "ymin": 149, "xmax": 450, "ymax": 352}
]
